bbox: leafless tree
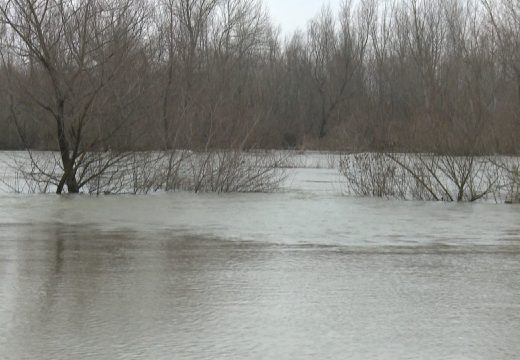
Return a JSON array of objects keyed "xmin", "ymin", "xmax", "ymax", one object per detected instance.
[
  {"xmin": 0, "ymin": 0, "xmax": 519, "ymax": 197},
  {"xmin": 0, "ymin": 0, "xmax": 152, "ymax": 193}
]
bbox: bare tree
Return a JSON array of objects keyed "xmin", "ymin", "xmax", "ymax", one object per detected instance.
[
  {"xmin": 483, "ymin": 0, "xmax": 520, "ymax": 105},
  {"xmin": 0, "ymin": 0, "xmax": 150, "ymax": 193},
  {"xmin": 0, "ymin": 0, "xmax": 519, "ymax": 193}
]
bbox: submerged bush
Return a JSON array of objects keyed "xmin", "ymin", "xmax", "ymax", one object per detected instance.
[
  {"xmin": 492, "ymin": 159, "xmax": 520, "ymax": 204},
  {"xmin": 339, "ymin": 153, "xmax": 409, "ymax": 198},
  {"xmin": 340, "ymin": 153, "xmax": 513, "ymax": 202},
  {"xmin": 0, "ymin": 150, "xmax": 287, "ymax": 195},
  {"xmin": 185, "ymin": 151, "xmax": 287, "ymax": 193}
]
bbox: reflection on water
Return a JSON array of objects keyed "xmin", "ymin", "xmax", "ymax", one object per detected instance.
[{"xmin": 1, "ymin": 224, "xmax": 520, "ymax": 360}]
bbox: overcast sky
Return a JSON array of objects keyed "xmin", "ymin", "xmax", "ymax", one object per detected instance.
[{"xmin": 263, "ymin": 0, "xmax": 342, "ymax": 35}]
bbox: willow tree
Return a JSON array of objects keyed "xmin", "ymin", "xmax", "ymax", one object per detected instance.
[{"xmin": 0, "ymin": 0, "xmax": 150, "ymax": 193}]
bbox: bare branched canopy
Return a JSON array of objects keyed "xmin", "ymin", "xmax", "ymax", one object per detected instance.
[{"xmin": 0, "ymin": 0, "xmax": 519, "ymax": 194}]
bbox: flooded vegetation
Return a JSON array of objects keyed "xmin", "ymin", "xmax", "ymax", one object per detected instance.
[
  {"xmin": 1, "ymin": 0, "xmax": 520, "ymax": 357},
  {"xmin": 1, "ymin": 160, "xmax": 520, "ymax": 359}
]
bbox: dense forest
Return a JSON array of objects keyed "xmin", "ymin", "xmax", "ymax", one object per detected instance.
[{"xmin": 0, "ymin": 0, "xmax": 519, "ymax": 154}]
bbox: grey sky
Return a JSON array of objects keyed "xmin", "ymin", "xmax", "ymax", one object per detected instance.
[{"xmin": 263, "ymin": 0, "xmax": 342, "ymax": 35}]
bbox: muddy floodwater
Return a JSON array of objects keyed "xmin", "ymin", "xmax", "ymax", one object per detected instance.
[{"xmin": 1, "ymin": 164, "xmax": 520, "ymax": 359}]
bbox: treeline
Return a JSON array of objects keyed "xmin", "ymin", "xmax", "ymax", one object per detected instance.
[{"xmin": 0, "ymin": 0, "xmax": 519, "ymax": 154}]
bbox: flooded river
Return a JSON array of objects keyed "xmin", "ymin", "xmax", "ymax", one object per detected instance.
[{"xmin": 1, "ymin": 166, "xmax": 520, "ymax": 359}]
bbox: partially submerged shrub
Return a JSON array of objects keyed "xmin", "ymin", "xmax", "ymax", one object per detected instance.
[
  {"xmin": 0, "ymin": 150, "xmax": 287, "ymax": 195},
  {"xmin": 0, "ymin": 151, "xmax": 61, "ymax": 193},
  {"xmin": 185, "ymin": 150, "xmax": 287, "ymax": 193},
  {"xmin": 340, "ymin": 153, "xmax": 409, "ymax": 198},
  {"xmin": 340, "ymin": 153, "xmax": 507, "ymax": 202},
  {"xmin": 491, "ymin": 158, "xmax": 520, "ymax": 204}
]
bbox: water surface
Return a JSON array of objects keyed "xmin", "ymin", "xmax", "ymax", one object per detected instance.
[{"xmin": 1, "ymin": 167, "xmax": 520, "ymax": 359}]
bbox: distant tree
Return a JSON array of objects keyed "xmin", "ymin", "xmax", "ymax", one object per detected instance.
[{"xmin": 0, "ymin": 0, "xmax": 518, "ymax": 161}]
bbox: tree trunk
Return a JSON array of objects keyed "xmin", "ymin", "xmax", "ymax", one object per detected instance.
[
  {"xmin": 56, "ymin": 159, "xmax": 79, "ymax": 194},
  {"xmin": 319, "ymin": 100, "xmax": 327, "ymax": 139},
  {"xmin": 56, "ymin": 172, "xmax": 80, "ymax": 194},
  {"xmin": 55, "ymin": 99, "xmax": 79, "ymax": 194},
  {"xmin": 517, "ymin": 72, "xmax": 520, "ymax": 106}
]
